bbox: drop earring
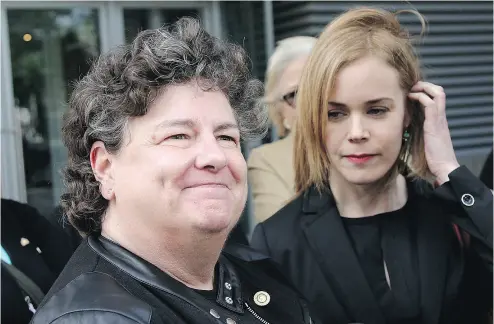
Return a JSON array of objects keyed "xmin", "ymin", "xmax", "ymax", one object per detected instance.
[
  {"xmin": 403, "ymin": 129, "xmax": 410, "ymax": 142},
  {"xmin": 401, "ymin": 129, "xmax": 411, "ymax": 169}
]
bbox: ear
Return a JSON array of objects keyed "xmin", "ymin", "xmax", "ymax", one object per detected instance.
[{"xmin": 90, "ymin": 141, "xmax": 114, "ymax": 200}]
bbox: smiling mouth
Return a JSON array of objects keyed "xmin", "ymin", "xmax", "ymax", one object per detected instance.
[{"xmin": 187, "ymin": 183, "xmax": 228, "ymax": 189}]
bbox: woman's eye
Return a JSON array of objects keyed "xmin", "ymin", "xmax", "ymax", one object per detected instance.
[
  {"xmin": 368, "ymin": 107, "xmax": 388, "ymax": 116},
  {"xmin": 218, "ymin": 135, "xmax": 237, "ymax": 143},
  {"xmin": 169, "ymin": 134, "xmax": 189, "ymax": 140},
  {"xmin": 328, "ymin": 111, "xmax": 345, "ymax": 120}
]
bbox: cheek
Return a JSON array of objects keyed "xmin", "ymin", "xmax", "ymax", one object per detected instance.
[
  {"xmin": 153, "ymin": 150, "xmax": 195, "ymax": 186},
  {"xmin": 376, "ymin": 127, "xmax": 404, "ymax": 156},
  {"xmin": 227, "ymin": 151, "xmax": 247, "ymax": 184},
  {"xmin": 324, "ymin": 126, "xmax": 344, "ymax": 155},
  {"xmin": 281, "ymin": 104, "xmax": 296, "ymax": 119}
]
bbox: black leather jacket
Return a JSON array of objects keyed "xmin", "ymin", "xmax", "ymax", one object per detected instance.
[{"xmin": 30, "ymin": 236, "xmax": 316, "ymax": 324}]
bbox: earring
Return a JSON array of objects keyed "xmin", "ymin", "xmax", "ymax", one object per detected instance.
[
  {"xmin": 403, "ymin": 129, "xmax": 410, "ymax": 142},
  {"xmin": 400, "ymin": 129, "xmax": 411, "ymax": 170},
  {"xmin": 283, "ymin": 118, "xmax": 291, "ymax": 131}
]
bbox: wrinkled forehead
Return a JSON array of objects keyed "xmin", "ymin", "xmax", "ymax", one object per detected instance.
[{"xmin": 125, "ymin": 83, "xmax": 238, "ymax": 136}]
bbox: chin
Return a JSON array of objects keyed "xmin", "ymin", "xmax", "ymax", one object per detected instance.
[
  {"xmin": 193, "ymin": 209, "xmax": 236, "ymax": 234},
  {"xmin": 340, "ymin": 168, "xmax": 388, "ymax": 186}
]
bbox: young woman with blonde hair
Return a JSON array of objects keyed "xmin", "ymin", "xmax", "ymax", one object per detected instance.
[{"xmin": 251, "ymin": 7, "xmax": 492, "ymax": 324}]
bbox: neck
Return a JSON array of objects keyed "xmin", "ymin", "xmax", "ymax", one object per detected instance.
[
  {"xmin": 101, "ymin": 207, "xmax": 225, "ymax": 290},
  {"xmin": 329, "ymin": 171, "xmax": 408, "ymax": 218}
]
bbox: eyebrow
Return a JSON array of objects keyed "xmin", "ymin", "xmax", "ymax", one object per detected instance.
[
  {"xmin": 328, "ymin": 97, "xmax": 394, "ymax": 107},
  {"xmin": 154, "ymin": 118, "xmax": 239, "ymax": 132}
]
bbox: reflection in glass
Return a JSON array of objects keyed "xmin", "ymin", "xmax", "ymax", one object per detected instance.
[
  {"xmin": 8, "ymin": 9, "xmax": 100, "ymax": 217},
  {"xmin": 124, "ymin": 9, "xmax": 200, "ymax": 43}
]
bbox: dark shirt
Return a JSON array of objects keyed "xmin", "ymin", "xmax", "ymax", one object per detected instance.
[{"xmin": 341, "ymin": 201, "xmax": 421, "ymax": 324}]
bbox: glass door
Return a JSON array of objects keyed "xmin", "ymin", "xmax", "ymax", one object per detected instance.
[{"xmin": 5, "ymin": 7, "xmax": 101, "ymax": 216}]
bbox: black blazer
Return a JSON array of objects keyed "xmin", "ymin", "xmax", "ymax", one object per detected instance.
[
  {"xmin": 251, "ymin": 166, "xmax": 493, "ymax": 324},
  {"xmin": 479, "ymin": 149, "xmax": 493, "ymax": 190}
]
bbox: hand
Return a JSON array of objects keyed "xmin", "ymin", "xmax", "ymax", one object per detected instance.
[{"xmin": 408, "ymin": 81, "xmax": 460, "ymax": 185}]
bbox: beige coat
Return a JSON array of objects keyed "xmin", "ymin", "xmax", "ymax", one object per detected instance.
[{"xmin": 247, "ymin": 134, "xmax": 295, "ymax": 223}]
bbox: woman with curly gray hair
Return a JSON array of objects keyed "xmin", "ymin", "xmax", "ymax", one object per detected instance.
[{"xmin": 31, "ymin": 18, "xmax": 317, "ymax": 324}]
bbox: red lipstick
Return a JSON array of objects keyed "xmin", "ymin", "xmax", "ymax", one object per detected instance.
[{"xmin": 345, "ymin": 154, "xmax": 375, "ymax": 164}]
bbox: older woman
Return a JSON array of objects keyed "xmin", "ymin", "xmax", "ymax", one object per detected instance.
[
  {"xmin": 251, "ymin": 8, "xmax": 493, "ymax": 324},
  {"xmin": 247, "ymin": 36, "xmax": 316, "ymax": 223},
  {"xmin": 30, "ymin": 18, "xmax": 317, "ymax": 324}
]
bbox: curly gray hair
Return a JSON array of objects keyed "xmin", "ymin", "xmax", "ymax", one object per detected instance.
[{"xmin": 61, "ymin": 17, "xmax": 268, "ymax": 236}]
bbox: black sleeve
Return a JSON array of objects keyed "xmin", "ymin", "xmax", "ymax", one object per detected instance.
[
  {"xmin": 479, "ymin": 150, "xmax": 493, "ymax": 190},
  {"xmin": 434, "ymin": 166, "xmax": 493, "ymax": 273}
]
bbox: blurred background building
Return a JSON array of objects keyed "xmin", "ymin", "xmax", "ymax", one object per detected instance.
[{"xmin": 1, "ymin": 1, "xmax": 492, "ymax": 231}]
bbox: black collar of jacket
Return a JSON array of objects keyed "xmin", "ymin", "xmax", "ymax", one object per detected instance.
[
  {"xmin": 301, "ymin": 177, "xmax": 432, "ymax": 215},
  {"xmin": 302, "ymin": 185, "xmax": 334, "ymax": 215},
  {"xmin": 88, "ymin": 236, "xmax": 268, "ymax": 314}
]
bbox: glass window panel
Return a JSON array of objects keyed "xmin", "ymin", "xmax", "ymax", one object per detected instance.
[
  {"xmin": 123, "ymin": 8, "xmax": 200, "ymax": 44},
  {"xmin": 7, "ymin": 8, "xmax": 100, "ymax": 217},
  {"xmin": 161, "ymin": 9, "xmax": 200, "ymax": 24},
  {"xmin": 123, "ymin": 9, "xmax": 149, "ymax": 44}
]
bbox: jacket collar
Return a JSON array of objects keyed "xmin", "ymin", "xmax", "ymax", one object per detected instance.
[{"xmin": 88, "ymin": 236, "xmax": 247, "ymax": 314}]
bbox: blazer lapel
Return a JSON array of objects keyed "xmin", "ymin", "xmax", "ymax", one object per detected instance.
[
  {"xmin": 414, "ymin": 187, "xmax": 451, "ymax": 324},
  {"xmin": 301, "ymin": 187, "xmax": 385, "ymax": 324}
]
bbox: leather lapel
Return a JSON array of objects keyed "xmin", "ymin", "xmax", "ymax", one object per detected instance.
[
  {"xmin": 89, "ymin": 236, "xmax": 245, "ymax": 315},
  {"xmin": 413, "ymin": 183, "xmax": 450, "ymax": 324},
  {"xmin": 301, "ymin": 187, "xmax": 385, "ymax": 324}
]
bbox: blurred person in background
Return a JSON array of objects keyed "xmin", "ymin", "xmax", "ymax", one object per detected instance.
[
  {"xmin": 30, "ymin": 18, "xmax": 317, "ymax": 324},
  {"xmin": 251, "ymin": 7, "xmax": 493, "ymax": 324},
  {"xmin": 247, "ymin": 36, "xmax": 317, "ymax": 223},
  {"xmin": 1, "ymin": 198, "xmax": 74, "ymax": 323}
]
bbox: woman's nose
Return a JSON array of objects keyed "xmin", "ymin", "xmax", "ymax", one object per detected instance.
[
  {"xmin": 194, "ymin": 137, "xmax": 228, "ymax": 172},
  {"xmin": 348, "ymin": 116, "xmax": 369, "ymax": 143}
]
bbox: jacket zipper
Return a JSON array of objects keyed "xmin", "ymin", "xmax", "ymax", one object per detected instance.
[
  {"xmin": 244, "ymin": 302, "xmax": 270, "ymax": 324},
  {"xmin": 244, "ymin": 302, "xmax": 313, "ymax": 324}
]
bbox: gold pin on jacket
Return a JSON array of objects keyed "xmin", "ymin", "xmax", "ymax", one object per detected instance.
[
  {"xmin": 253, "ymin": 291, "xmax": 270, "ymax": 306},
  {"xmin": 20, "ymin": 237, "xmax": 30, "ymax": 246}
]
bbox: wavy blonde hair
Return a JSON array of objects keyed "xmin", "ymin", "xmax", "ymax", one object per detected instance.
[
  {"xmin": 264, "ymin": 36, "xmax": 317, "ymax": 138},
  {"xmin": 294, "ymin": 7, "xmax": 433, "ymax": 194}
]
